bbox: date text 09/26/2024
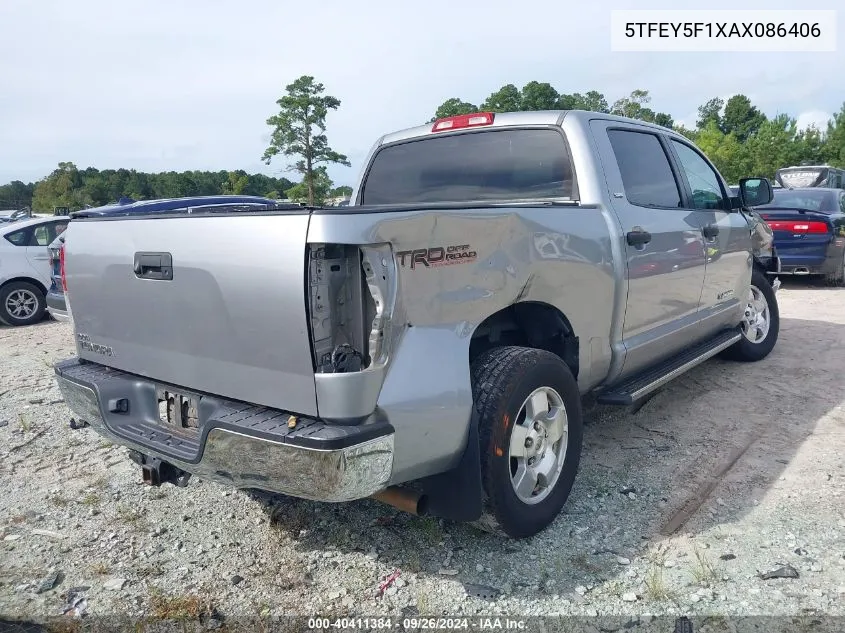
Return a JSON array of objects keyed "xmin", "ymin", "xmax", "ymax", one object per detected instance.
[{"xmin": 308, "ymin": 617, "xmax": 528, "ymax": 630}]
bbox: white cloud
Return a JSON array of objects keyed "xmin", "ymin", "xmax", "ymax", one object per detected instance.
[
  {"xmin": 796, "ymin": 110, "xmax": 832, "ymax": 131},
  {"xmin": 1, "ymin": 0, "xmax": 842, "ymax": 188}
]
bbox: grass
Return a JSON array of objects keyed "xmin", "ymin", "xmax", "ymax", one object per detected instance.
[
  {"xmin": 689, "ymin": 545, "xmax": 720, "ymax": 585},
  {"xmin": 569, "ymin": 553, "xmax": 602, "ymax": 575},
  {"xmin": 413, "ymin": 516, "xmax": 442, "ymax": 544},
  {"xmin": 641, "ymin": 544, "xmax": 677, "ymax": 601},
  {"xmin": 48, "ymin": 493, "xmax": 70, "ymax": 507},
  {"xmin": 149, "ymin": 589, "xmax": 214, "ymax": 621},
  {"xmin": 80, "ymin": 492, "xmax": 101, "ymax": 506},
  {"xmin": 643, "ymin": 563, "xmax": 676, "ymax": 601},
  {"xmin": 116, "ymin": 505, "xmax": 145, "ymax": 526},
  {"xmin": 404, "ymin": 551, "xmax": 423, "ymax": 573},
  {"xmin": 137, "ymin": 562, "xmax": 165, "ymax": 579},
  {"xmin": 18, "ymin": 413, "xmax": 32, "ymax": 432}
]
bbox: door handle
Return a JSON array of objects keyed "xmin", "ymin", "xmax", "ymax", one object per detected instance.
[
  {"xmin": 626, "ymin": 230, "xmax": 652, "ymax": 246},
  {"xmin": 702, "ymin": 224, "xmax": 719, "ymax": 239},
  {"xmin": 133, "ymin": 252, "xmax": 173, "ymax": 280}
]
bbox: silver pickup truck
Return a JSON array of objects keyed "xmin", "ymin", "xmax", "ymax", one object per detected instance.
[{"xmin": 54, "ymin": 110, "xmax": 781, "ymax": 539}]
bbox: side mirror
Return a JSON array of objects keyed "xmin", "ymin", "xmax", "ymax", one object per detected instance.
[{"xmin": 738, "ymin": 177, "xmax": 773, "ymax": 208}]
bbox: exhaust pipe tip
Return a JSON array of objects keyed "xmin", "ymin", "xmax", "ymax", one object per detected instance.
[{"xmin": 371, "ymin": 486, "xmax": 429, "ymax": 516}]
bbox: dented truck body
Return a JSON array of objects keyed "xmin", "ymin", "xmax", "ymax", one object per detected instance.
[{"xmin": 54, "ymin": 110, "xmax": 779, "ymax": 533}]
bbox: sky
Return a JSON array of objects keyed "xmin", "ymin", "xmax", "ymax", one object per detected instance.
[{"xmin": 0, "ymin": 0, "xmax": 841, "ymax": 190}]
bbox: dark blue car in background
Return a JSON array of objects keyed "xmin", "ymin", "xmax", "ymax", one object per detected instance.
[
  {"xmin": 47, "ymin": 195, "xmax": 283, "ymax": 321},
  {"xmin": 753, "ymin": 187, "xmax": 845, "ymax": 286}
]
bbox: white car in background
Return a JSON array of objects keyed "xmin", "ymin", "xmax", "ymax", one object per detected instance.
[{"xmin": 0, "ymin": 216, "xmax": 69, "ymax": 326}]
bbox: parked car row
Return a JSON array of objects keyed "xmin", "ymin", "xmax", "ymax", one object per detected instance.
[{"xmin": 1, "ymin": 195, "xmax": 282, "ymax": 327}]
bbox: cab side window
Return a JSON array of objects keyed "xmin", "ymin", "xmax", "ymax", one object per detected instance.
[
  {"xmin": 607, "ymin": 129, "xmax": 682, "ymax": 208},
  {"xmin": 32, "ymin": 225, "xmax": 51, "ymax": 246},
  {"xmin": 670, "ymin": 140, "xmax": 727, "ymax": 210}
]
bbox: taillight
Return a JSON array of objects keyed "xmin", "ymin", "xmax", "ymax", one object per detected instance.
[
  {"xmin": 431, "ymin": 112, "xmax": 494, "ymax": 133},
  {"xmin": 766, "ymin": 220, "xmax": 830, "ymax": 234},
  {"xmin": 59, "ymin": 243, "xmax": 67, "ymax": 292},
  {"xmin": 306, "ymin": 243, "xmax": 396, "ymax": 374}
]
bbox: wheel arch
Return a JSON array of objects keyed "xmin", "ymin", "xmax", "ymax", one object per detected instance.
[
  {"xmin": 0, "ymin": 276, "xmax": 48, "ymax": 296},
  {"xmin": 468, "ymin": 301, "xmax": 579, "ymax": 380}
]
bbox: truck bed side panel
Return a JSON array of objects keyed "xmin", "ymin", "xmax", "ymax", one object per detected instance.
[{"xmin": 308, "ymin": 205, "xmax": 617, "ymax": 482}]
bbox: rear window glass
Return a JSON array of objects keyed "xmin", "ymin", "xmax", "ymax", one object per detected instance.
[
  {"xmin": 361, "ymin": 128, "xmax": 575, "ymax": 205},
  {"xmin": 4, "ymin": 228, "xmax": 29, "ymax": 246},
  {"xmin": 757, "ymin": 189, "xmax": 836, "ymax": 213}
]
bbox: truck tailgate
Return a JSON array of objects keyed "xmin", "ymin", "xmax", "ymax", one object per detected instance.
[{"xmin": 63, "ymin": 213, "xmax": 318, "ymax": 416}]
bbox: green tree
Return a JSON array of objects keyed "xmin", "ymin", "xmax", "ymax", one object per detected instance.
[
  {"xmin": 694, "ymin": 122, "xmax": 753, "ymax": 183},
  {"xmin": 480, "ymin": 84, "xmax": 522, "ymax": 112},
  {"xmin": 262, "ymin": 75, "xmax": 350, "ymax": 206},
  {"xmin": 610, "ymin": 90, "xmax": 673, "ymax": 127},
  {"xmin": 794, "ymin": 126, "xmax": 826, "ymax": 166},
  {"xmin": 696, "ymin": 97, "xmax": 724, "ymax": 131},
  {"xmin": 519, "ymin": 81, "xmax": 559, "ymax": 111},
  {"xmin": 0, "ymin": 180, "xmax": 34, "ymax": 209},
  {"xmin": 559, "ymin": 91, "xmax": 610, "ymax": 113},
  {"xmin": 822, "ymin": 103, "xmax": 845, "ymax": 167},
  {"xmin": 432, "ymin": 98, "xmax": 479, "ymax": 121},
  {"xmin": 747, "ymin": 114, "xmax": 799, "ymax": 178},
  {"xmin": 285, "ymin": 166, "xmax": 333, "ymax": 205},
  {"xmin": 31, "ymin": 162, "xmax": 91, "ymax": 212},
  {"xmin": 222, "ymin": 170, "xmax": 249, "ymax": 194},
  {"xmin": 721, "ymin": 95, "xmax": 766, "ymax": 142},
  {"xmin": 330, "ymin": 185, "xmax": 353, "ymax": 197}
]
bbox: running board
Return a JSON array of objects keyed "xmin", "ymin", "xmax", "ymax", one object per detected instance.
[{"xmin": 596, "ymin": 329, "xmax": 741, "ymax": 406}]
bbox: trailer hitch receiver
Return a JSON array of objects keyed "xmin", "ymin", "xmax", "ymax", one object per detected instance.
[{"xmin": 128, "ymin": 450, "xmax": 192, "ymax": 488}]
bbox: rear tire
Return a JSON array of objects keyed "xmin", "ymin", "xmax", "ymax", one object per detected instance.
[
  {"xmin": 824, "ymin": 249, "xmax": 845, "ymax": 287},
  {"xmin": 0, "ymin": 281, "xmax": 46, "ymax": 327},
  {"xmin": 721, "ymin": 268, "xmax": 779, "ymax": 362},
  {"xmin": 470, "ymin": 346, "xmax": 583, "ymax": 539}
]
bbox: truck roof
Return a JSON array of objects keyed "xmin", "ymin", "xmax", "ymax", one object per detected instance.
[{"xmin": 378, "ymin": 110, "xmax": 676, "ymax": 146}]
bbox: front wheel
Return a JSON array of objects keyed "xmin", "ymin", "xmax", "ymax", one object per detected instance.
[
  {"xmin": 471, "ymin": 346, "xmax": 583, "ymax": 538},
  {"xmin": 721, "ymin": 268, "xmax": 779, "ymax": 362}
]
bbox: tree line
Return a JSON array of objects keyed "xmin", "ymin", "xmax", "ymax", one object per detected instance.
[
  {"xmin": 4, "ymin": 76, "xmax": 844, "ymax": 212},
  {"xmin": 433, "ymin": 85, "xmax": 845, "ymax": 184}
]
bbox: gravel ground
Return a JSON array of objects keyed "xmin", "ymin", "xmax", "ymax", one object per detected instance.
[{"xmin": 1, "ymin": 279, "xmax": 844, "ymax": 628}]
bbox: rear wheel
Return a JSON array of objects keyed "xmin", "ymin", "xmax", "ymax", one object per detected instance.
[
  {"xmin": 824, "ymin": 248, "xmax": 845, "ymax": 287},
  {"xmin": 721, "ymin": 268, "xmax": 779, "ymax": 362},
  {"xmin": 471, "ymin": 346, "xmax": 583, "ymax": 538},
  {"xmin": 0, "ymin": 281, "xmax": 46, "ymax": 327}
]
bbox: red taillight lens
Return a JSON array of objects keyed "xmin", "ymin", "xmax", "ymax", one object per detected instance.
[
  {"xmin": 766, "ymin": 220, "xmax": 830, "ymax": 234},
  {"xmin": 59, "ymin": 244, "xmax": 67, "ymax": 292},
  {"xmin": 431, "ymin": 112, "xmax": 494, "ymax": 133}
]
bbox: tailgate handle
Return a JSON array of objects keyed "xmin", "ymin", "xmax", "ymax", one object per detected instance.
[{"xmin": 134, "ymin": 252, "xmax": 173, "ymax": 281}]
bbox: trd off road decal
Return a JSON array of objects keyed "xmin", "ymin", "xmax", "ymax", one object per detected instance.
[{"xmin": 396, "ymin": 244, "xmax": 478, "ymax": 270}]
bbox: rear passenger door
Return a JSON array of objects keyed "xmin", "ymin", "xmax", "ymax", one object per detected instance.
[
  {"xmin": 590, "ymin": 121, "xmax": 707, "ymax": 377},
  {"xmin": 26, "ymin": 221, "xmax": 68, "ymax": 286},
  {"xmin": 665, "ymin": 138, "xmax": 751, "ymax": 337}
]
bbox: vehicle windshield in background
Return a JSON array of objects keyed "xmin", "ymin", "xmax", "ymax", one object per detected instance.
[
  {"xmin": 360, "ymin": 128, "xmax": 575, "ymax": 205},
  {"xmin": 756, "ymin": 189, "xmax": 838, "ymax": 213}
]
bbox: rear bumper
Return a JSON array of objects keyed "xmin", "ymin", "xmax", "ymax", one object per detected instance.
[
  {"xmin": 53, "ymin": 358, "xmax": 395, "ymax": 502},
  {"xmin": 46, "ymin": 290, "xmax": 71, "ymax": 322}
]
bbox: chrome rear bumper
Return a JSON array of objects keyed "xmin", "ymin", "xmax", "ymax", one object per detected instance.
[{"xmin": 55, "ymin": 369, "xmax": 394, "ymax": 502}]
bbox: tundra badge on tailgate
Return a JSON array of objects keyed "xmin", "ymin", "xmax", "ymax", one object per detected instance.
[{"xmin": 77, "ymin": 333, "xmax": 115, "ymax": 357}]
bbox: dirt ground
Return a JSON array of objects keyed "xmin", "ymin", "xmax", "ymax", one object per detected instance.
[{"xmin": 1, "ymin": 278, "xmax": 844, "ymax": 630}]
